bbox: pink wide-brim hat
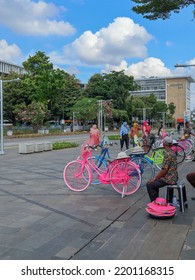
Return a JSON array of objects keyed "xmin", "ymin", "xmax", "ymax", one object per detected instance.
[
  {"xmin": 147, "ymin": 197, "xmax": 176, "ymax": 213},
  {"xmin": 146, "ymin": 207, "xmax": 176, "ymax": 217}
]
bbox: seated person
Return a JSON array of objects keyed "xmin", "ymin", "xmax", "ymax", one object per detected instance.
[{"xmin": 146, "ymin": 136, "xmax": 178, "ymax": 202}]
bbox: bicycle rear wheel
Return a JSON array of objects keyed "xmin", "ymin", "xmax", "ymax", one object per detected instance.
[
  {"xmin": 63, "ymin": 160, "xmax": 91, "ymax": 191},
  {"xmin": 110, "ymin": 161, "xmax": 141, "ymax": 196}
]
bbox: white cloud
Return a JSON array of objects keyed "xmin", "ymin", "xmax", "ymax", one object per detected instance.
[
  {"xmin": 0, "ymin": 39, "xmax": 22, "ymax": 62},
  {"xmin": 103, "ymin": 57, "xmax": 172, "ymax": 78},
  {"xmin": 125, "ymin": 57, "xmax": 172, "ymax": 78},
  {"xmin": 63, "ymin": 17, "xmax": 153, "ymax": 65},
  {"xmin": 0, "ymin": 0, "xmax": 76, "ymax": 36}
]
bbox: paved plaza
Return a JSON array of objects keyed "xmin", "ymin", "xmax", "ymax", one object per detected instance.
[{"xmin": 0, "ymin": 134, "xmax": 195, "ymax": 260}]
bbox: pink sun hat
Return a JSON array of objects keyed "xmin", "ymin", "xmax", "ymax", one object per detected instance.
[
  {"xmin": 146, "ymin": 207, "xmax": 176, "ymax": 217},
  {"xmin": 147, "ymin": 197, "xmax": 176, "ymax": 213}
]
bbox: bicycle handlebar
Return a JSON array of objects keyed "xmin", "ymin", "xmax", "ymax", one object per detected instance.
[
  {"xmin": 84, "ymin": 144, "xmax": 100, "ymax": 150},
  {"xmin": 102, "ymin": 141, "xmax": 118, "ymax": 146}
]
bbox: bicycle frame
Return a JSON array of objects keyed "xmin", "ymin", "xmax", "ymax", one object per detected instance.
[
  {"xmin": 82, "ymin": 149, "xmax": 141, "ymax": 191},
  {"xmin": 64, "ymin": 145, "xmax": 142, "ymax": 197},
  {"xmin": 81, "ymin": 151, "xmax": 131, "ymax": 184}
]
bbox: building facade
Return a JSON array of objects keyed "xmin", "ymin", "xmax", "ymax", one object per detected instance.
[
  {"xmin": 130, "ymin": 76, "xmax": 194, "ymax": 122},
  {"xmin": 0, "ymin": 59, "xmax": 26, "ymax": 76}
]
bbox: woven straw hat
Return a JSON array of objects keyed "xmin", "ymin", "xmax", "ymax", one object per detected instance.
[{"xmin": 116, "ymin": 152, "xmax": 129, "ymax": 159}]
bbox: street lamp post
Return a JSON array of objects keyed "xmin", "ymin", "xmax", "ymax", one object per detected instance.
[
  {"xmin": 98, "ymin": 99, "xmax": 112, "ymax": 135},
  {"xmin": 98, "ymin": 100, "xmax": 103, "ymax": 136},
  {"xmin": 0, "ymin": 78, "xmax": 20, "ymax": 155},
  {"xmin": 136, "ymin": 107, "xmax": 152, "ymax": 123},
  {"xmin": 175, "ymin": 64, "xmax": 195, "ymax": 68},
  {"xmin": 72, "ymin": 111, "xmax": 79, "ymax": 133}
]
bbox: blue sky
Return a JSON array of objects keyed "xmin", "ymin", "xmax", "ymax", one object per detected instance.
[{"xmin": 0, "ymin": 0, "xmax": 195, "ymax": 108}]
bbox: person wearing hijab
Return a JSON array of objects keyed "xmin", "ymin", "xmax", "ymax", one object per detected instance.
[
  {"xmin": 142, "ymin": 121, "xmax": 150, "ymax": 144},
  {"xmin": 130, "ymin": 122, "xmax": 140, "ymax": 147},
  {"xmin": 89, "ymin": 124, "xmax": 100, "ymax": 145}
]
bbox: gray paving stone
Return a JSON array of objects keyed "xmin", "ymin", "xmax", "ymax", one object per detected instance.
[{"xmin": 0, "ymin": 135, "xmax": 195, "ymax": 260}]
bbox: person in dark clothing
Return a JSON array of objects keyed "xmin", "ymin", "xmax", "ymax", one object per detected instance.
[
  {"xmin": 177, "ymin": 123, "xmax": 181, "ymax": 134},
  {"xmin": 157, "ymin": 122, "xmax": 163, "ymax": 136},
  {"xmin": 186, "ymin": 172, "xmax": 195, "ymax": 200},
  {"xmin": 146, "ymin": 136, "xmax": 178, "ymax": 202}
]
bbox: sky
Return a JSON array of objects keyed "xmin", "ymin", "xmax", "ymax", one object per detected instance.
[{"xmin": 0, "ymin": 0, "xmax": 195, "ymax": 109}]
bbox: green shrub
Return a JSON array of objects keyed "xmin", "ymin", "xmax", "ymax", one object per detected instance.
[
  {"xmin": 53, "ymin": 141, "xmax": 79, "ymax": 150},
  {"xmin": 108, "ymin": 135, "xmax": 120, "ymax": 140}
]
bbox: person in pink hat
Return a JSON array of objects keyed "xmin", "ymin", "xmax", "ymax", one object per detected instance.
[{"xmin": 146, "ymin": 136, "xmax": 178, "ymax": 202}]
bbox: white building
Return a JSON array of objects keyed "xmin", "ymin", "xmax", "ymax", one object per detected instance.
[{"xmin": 130, "ymin": 76, "xmax": 194, "ymax": 123}]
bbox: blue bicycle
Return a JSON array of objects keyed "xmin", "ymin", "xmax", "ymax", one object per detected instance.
[
  {"xmin": 124, "ymin": 148, "xmax": 155, "ymax": 187},
  {"xmin": 88, "ymin": 136, "xmax": 117, "ymax": 184}
]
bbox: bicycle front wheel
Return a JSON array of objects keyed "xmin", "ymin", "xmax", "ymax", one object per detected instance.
[
  {"xmin": 63, "ymin": 160, "xmax": 91, "ymax": 191},
  {"xmin": 110, "ymin": 161, "xmax": 141, "ymax": 196}
]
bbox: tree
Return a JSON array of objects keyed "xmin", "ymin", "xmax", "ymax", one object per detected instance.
[
  {"xmin": 15, "ymin": 101, "xmax": 50, "ymax": 132},
  {"xmin": 85, "ymin": 71, "xmax": 139, "ymax": 110},
  {"xmin": 2, "ymin": 73, "xmax": 31, "ymax": 124},
  {"xmin": 131, "ymin": 0, "xmax": 195, "ymax": 20},
  {"xmin": 22, "ymin": 51, "xmax": 82, "ymax": 121},
  {"xmin": 70, "ymin": 98, "xmax": 99, "ymax": 124},
  {"xmin": 168, "ymin": 102, "xmax": 176, "ymax": 116}
]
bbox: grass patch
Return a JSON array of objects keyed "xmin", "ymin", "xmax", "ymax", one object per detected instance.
[
  {"xmin": 108, "ymin": 134, "xmax": 120, "ymax": 140},
  {"xmin": 53, "ymin": 141, "xmax": 79, "ymax": 150}
]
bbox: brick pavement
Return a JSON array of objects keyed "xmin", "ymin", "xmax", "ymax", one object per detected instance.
[{"xmin": 0, "ymin": 136, "xmax": 195, "ymax": 260}]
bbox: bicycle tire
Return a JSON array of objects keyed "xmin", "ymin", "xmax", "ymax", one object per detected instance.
[
  {"xmin": 177, "ymin": 140, "xmax": 192, "ymax": 155},
  {"xmin": 87, "ymin": 156, "xmax": 107, "ymax": 184},
  {"xmin": 110, "ymin": 161, "xmax": 141, "ymax": 196},
  {"xmin": 63, "ymin": 160, "xmax": 91, "ymax": 191},
  {"xmin": 131, "ymin": 155, "xmax": 155, "ymax": 187},
  {"xmin": 171, "ymin": 143, "xmax": 185, "ymax": 165},
  {"xmin": 154, "ymin": 144, "xmax": 185, "ymax": 170}
]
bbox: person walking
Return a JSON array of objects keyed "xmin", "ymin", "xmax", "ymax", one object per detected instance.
[
  {"xmin": 146, "ymin": 136, "xmax": 178, "ymax": 202},
  {"xmin": 157, "ymin": 122, "xmax": 163, "ymax": 136},
  {"xmin": 142, "ymin": 121, "xmax": 150, "ymax": 144},
  {"xmin": 183, "ymin": 121, "xmax": 195, "ymax": 161},
  {"xmin": 120, "ymin": 121, "xmax": 130, "ymax": 150},
  {"xmin": 177, "ymin": 123, "xmax": 181, "ymax": 135},
  {"xmin": 130, "ymin": 122, "xmax": 140, "ymax": 147},
  {"xmin": 89, "ymin": 124, "xmax": 100, "ymax": 145},
  {"xmin": 183, "ymin": 121, "xmax": 195, "ymax": 139}
]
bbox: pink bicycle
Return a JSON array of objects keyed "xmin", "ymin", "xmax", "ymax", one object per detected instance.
[{"xmin": 63, "ymin": 145, "xmax": 141, "ymax": 197}]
